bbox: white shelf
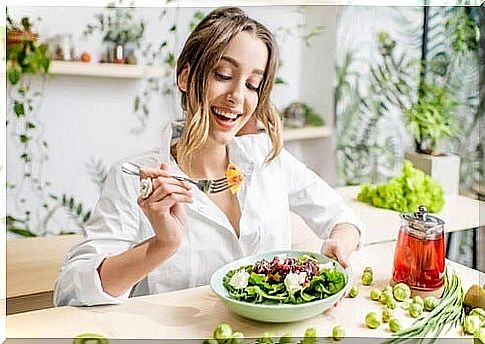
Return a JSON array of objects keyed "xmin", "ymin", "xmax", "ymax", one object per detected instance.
[
  {"xmin": 283, "ymin": 126, "xmax": 332, "ymax": 142},
  {"xmin": 48, "ymin": 61, "xmax": 165, "ymax": 79}
]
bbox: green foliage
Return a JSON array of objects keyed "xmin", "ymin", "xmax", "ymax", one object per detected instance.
[
  {"xmin": 405, "ymin": 82, "xmax": 457, "ymax": 154},
  {"xmin": 6, "ymin": 215, "xmax": 36, "ymax": 237},
  {"xmin": 7, "ymin": 193, "xmax": 92, "ymax": 237},
  {"xmin": 6, "ymin": 12, "xmax": 56, "ymax": 237},
  {"xmin": 282, "ymin": 102, "xmax": 325, "ymax": 127},
  {"xmin": 84, "ymin": 0, "xmax": 145, "ymax": 46},
  {"xmin": 189, "ymin": 11, "xmax": 205, "ymax": 31},
  {"xmin": 336, "ymin": 31, "xmax": 417, "ymax": 185},
  {"xmin": 369, "ymin": 32, "xmax": 415, "ymax": 111},
  {"xmin": 358, "ymin": 160, "xmax": 445, "ymax": 213},
  {"xmin": 127, "ymin": 5, "xmax": 186, "ymax": 133},
  {"xmin": 274, "ymin": 77, "xmax": 286, "ymax": 85},
  {"xmin": 302, "ymin": 103, "xmax": 325, "ymax": 127},
  {"xmin": 60, "ymin": 194, "xmax": 92, "ymax": 225},
  {"xmin": 7, "ymin": 41, "xmax": 50, "ymax": 78},
  {"xmin": 334, "ymin": 51, "xmax": 360, "ymax": 112},
  {"xmin": 335, "ymin": 7, "xmax": 480, "ymax": 194},
  {"xmin": 7, "ymin": 12, "xmax": 49, "ymax": 79},
  {"xmin": 6, "ymin": 12, "xmax": 50, "ymax": 82},
  {"xmin": 86, "ymin": 158, "xmax": 108, "ymax": 192},
  {"xmin": 387, "ymin": 272, "xmax": 464, "ymax": 342},
  {"xmin": 445, "ymin": 7, "xmax": 480, "ymax": 54}
]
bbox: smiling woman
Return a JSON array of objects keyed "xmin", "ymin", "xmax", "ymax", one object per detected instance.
[
  {"xmin": 174, "ymin": 7, "xmax": 280, "ymax": 167},
  {"xmin": 54, "ymin": 6, "xmax": 365, "ymax": 308},
  {"xmin": 177, "ymin": 30, "xmax": 269, "ymax": 148}
]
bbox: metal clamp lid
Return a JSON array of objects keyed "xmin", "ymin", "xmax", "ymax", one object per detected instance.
[{"xmin": 400, "ymin": 205, "xmax": 444, "ymax": 233}]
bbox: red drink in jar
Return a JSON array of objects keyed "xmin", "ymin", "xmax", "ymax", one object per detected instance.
[{"xmin": 391, "ymin": 206, "xmax": 445, "ymax": 295}]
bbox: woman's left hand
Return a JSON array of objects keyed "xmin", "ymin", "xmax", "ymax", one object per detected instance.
[
  {"xmin": 320, "ymin": 238, "xmax": 352, "ymax": 268},
  {"xmin": 320, "ymin": 223, "xmax": 360, "ymax": 269}
]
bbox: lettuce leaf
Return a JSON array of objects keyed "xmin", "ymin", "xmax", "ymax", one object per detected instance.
[{"xmin": 358, "ymin": 160, "xmax": 444, "ymax": 213}]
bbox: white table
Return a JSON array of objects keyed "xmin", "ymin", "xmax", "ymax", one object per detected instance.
[
  {"xmin": 6, "ymin": 241, "xmax": 480, "ymax": 342},
  {"xmin": 335, "ymin": 186, "xmax": 484, "ymax": 245}
]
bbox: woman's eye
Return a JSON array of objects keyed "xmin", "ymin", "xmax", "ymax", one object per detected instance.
[
  {"xmin": 246, "ymin": 83, "xmax": 260, "ymax": 92},
  {"xmin": 215, "ymin": 72, "xmax": 231, "ymax": 80}
]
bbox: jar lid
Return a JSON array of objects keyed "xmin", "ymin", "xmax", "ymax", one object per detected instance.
[{"xmin": 400, "ymin": 205, "xmax": 444, "ymax": 233}]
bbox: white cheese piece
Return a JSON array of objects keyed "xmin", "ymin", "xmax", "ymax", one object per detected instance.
[
  {"xmin": 284, "ymin": 272, "xmax": 307, "ymax": 293},
  {"xmin": 229, "ymin": 270, "xmax": 250, "ymax": 289}
]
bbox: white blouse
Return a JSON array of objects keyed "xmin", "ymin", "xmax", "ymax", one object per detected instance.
[{"xmin": 54, "ymin": 133, "xmax": 365, "ymax": 306}]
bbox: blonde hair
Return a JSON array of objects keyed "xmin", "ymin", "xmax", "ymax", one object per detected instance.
[{"xmin": 175, "ymin": 7, "xmax": 282, "ymax": 167}]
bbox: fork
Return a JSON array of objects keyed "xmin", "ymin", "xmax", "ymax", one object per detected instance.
[{"xmin": 120, "ymin": 161, "xmax": 230, "ymax": 194}]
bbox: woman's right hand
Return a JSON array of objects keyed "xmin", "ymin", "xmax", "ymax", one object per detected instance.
[{"xmin": 137, "ymin": 162, "xmax": 193, "ymax": 257}]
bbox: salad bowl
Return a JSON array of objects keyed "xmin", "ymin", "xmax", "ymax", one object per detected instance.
[{"xmin": 210, "ymin": 250, "xmax": 350, "ymax": 323}]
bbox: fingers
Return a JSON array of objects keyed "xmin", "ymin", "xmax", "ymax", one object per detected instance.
[
  {"xmin": 337, "ymin": 253, "xmax": 350, "ymax": 269},
  {"xmin": 138, "ymin": 179, "xmax": 192, "ymax": 206},
  {"xmin": 321, "ymin": 242, "xmax": 338, "ymax": 260},
  {"xmin": 321, "ymin": 240, "xmax": 350, "ymax": 268},
  {"xmin": 137, "ymin": 164, "xmax": 191, "ymax": 198},
  {"xmin": 151, "ymin": 176, "xmax": 191, "ymax": 192},
  {"xmin": 150, "ymin": 181, "xmax": 193, "ymax": 203}
]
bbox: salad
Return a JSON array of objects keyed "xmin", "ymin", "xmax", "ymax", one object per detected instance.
[{"xmin": 223, "ymin": 255, "xmax": 346, "ymax": 304}]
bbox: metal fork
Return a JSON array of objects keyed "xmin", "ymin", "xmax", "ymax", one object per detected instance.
[{"xmin": 120, "ymin": 161, "xmax": 230, "ymax": 194}]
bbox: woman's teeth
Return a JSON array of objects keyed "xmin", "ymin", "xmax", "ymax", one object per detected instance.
[{"xmin": 213, "ymin": 107, "xmax": 240, "ymax": 120}]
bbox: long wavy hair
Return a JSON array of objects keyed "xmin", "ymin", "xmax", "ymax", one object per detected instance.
[{"xmin": 175, "ymin": 7, "xmax": 282, "ymax": 166}]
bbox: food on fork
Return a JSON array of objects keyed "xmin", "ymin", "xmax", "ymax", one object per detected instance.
[{"xmin": 225, "ymin": 163, "xmax": 244, "ymax": 194}]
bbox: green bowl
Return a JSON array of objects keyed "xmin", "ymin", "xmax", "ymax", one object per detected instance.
[{"xmin": 210, "ymin": 250, "xmax": 350, "ymax": 323}]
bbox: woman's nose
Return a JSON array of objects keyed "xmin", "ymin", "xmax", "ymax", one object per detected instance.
[{"xmin": 225, "ymin": 81, "xmax": 244, "ymax": 105}]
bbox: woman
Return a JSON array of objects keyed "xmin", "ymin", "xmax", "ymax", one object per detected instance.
[{"xmin": 54, "ymin": 7, "xmax": 365, "ymax": 306}]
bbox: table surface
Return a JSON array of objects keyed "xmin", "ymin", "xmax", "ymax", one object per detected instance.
[
  {"xmin": 335, "ymin": 186, "xmax": 484, "ymax": 245},
  {"xmin": 7, "ymin": 240, "xmax": 481, "ymax": 341},
  {"xmin": 6, "ymin": 186, "xmax": 483, "ymax": 299}
]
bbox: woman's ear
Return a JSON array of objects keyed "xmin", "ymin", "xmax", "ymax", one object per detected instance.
[{"xmin": 177, "ymin": 65, "xmax": 190, "ymax": 92}]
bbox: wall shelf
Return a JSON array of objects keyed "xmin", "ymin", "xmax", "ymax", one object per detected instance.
[
  {"xmin": 283, "ymin": 126, "xmax": 332, "ymax": 142},
  {"xmin": 49, "ymin": 61, "xmax": 165, "ymax": 79}
]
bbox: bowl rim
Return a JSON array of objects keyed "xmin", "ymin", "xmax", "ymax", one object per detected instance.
[{"xmin": 210, "ymin": 249, "xmax": 350, "ymax": 310}]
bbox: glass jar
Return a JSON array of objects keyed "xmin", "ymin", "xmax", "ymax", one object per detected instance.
[{"xmin": 392, "ymin": 205, "xmax": 445, "ymax": 291}]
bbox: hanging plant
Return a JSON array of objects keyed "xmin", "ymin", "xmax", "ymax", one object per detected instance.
[
  {"xmin": 131, "ymin": 7, "xmax": 203, "ymax": 133},
  {"xmin": 6, "ymin": 12, "xmax": 51, "ymax": 237},
  {"xmin": 6, "ymin": 11, "xmax": 93, "ymax": 237}
]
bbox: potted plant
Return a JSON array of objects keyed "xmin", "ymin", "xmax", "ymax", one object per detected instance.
[
  {"xmin": 84, "ymin": 2, "xmax": 145, "ymax": 63},
  {"xmin": 404, "ymin": 82, "xmax": 460, "ymax": 194},
  {"xmin": 282, "ymin": 102, "xmax": 325, "ymax": 128},
  {"xmin": 6, "ymin": 15, "xmax": 39, "ymax": 45},
  {"xmin": 6, "ymin": 14, "xmax": 50, "ymax": 84}
]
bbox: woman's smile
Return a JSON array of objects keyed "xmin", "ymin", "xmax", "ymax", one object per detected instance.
[{"xmin": 211, "ymin": 106, "xmax": 244, "ymax": 129}]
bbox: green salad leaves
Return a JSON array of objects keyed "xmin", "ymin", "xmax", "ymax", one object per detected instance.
[
  {"xmin": 358, "ymin": 160, "xmax": 444, "ymax": 213},
  {"xmin": 222, "ymin": 256, "xmax": 346, "ymax": 305}
]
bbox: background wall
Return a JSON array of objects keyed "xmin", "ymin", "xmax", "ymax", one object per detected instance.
[{"xmin": 6, "ymin": 5, "xmax": 338, "ymax": 237}]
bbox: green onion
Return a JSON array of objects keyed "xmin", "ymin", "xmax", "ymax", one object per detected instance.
[{"xmin": 385, "ymin": 270, "xmax": 464, "ymax": 343}]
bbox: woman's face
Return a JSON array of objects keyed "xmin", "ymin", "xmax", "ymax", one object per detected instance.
[{"xmin": 206, "ymin": 31, "xmax": 268, "ymax": 145}]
